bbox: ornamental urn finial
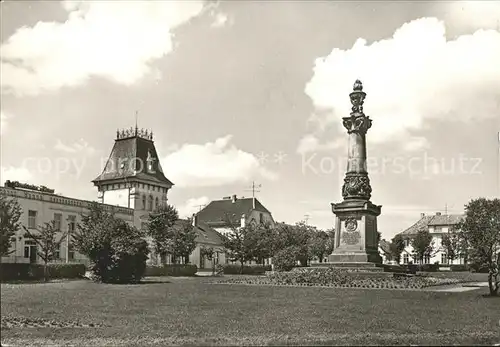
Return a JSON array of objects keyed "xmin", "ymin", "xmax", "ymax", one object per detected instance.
[
  {"xmin": 353, "ymin": 79, "xmax": 363, "ymax": 91},
  {"xmin": 349, "ymin": 79, "xmax": 366, "ymax": 115}
]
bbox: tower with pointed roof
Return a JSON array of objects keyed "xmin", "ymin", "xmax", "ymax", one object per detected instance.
[{"xmin": 92, "ymin": 126, "xmax": 174, "ymax": 227}]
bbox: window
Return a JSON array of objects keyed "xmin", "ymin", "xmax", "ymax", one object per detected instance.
[
  {"xmin": 441, "ymin": 253, "xmax": 448, "ymax": 265},
  {"xmin": 142, "ymin": 195, "xmax": 147, "ymax": 210},
  {"xmin": 259, "ymin": 213, "xmax": 264, "ymax": 224},
  {"xmin": 424, "ymin": 255, "xmax": 430, "ymax": 264},
  {"xmin": 68, "ymin": 215, "xmax": 76, "ymax": 233},
  {"xmin": 403, "ymin": 253, "xmax": 409, "ymax": 264},
  {"xmin": 68, "ymin": 244, "xmax": 75, "ymax": 260},
  {"xmin": 54, "ymin": 213, "xmax": 62, "ymax": 231},
  {"xmin": 155, "ymin": 197, "xmax": 159, "ymax": 209},
  {"xmin": 28, "ymin": 210, "xmax": 37, "ymax": 229},
  {"xmin": 54, "ymin": 244, "xmax": 61, "ymax": 259},
  {"xmin": 148, "ymin": 196, "xmax": 153, "ymax": 211}
]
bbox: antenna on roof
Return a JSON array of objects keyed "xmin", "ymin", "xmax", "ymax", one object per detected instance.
[
  {"xmin": 135, "ymin": 110, "xmax": 139, "ymax": 136},
  {"xmin": 244, "ymin": 181, "xmax": 261, "ymax": 209},
  {"xmin": 196, "ymin": 204, "xmax": 206, "ymax": 212},
  {"xmin": 304, "ymin": 214, "xmax": 310, "ymax": 225}
]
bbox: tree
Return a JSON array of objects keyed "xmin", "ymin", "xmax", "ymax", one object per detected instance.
[
  {"xmin": 456, "ymin": 198, "xmax": 500, "ymax": 296},
  {"xmin": 245, "ymin": 222, "xmax": 278, "ymax": 265},
  {"xmin": 73, "ymin": 203, "xmax": 149, "ymax": 283},
  {"xmin": 146, "ymin": 204, "xmax": 178, "ymax": 264},
  {"xmin": 274, "ymin": 222, "xmax": 312, "ymax": 266},
  {"xmin": 441, "ymin": 231, "xmax": 463, "ymax": 264},
  {"xmin": 221, "ymin": 215, "xmax": 254, "ymax": 273},
  {"xmin": 389, "ymin": 234, "xmax": 406, "ymax": 263},
  {"xmin": 308, "ymin": 229, "xmax": 334, "ymax": 263},
  {"xmin": 168, "ymin": 219, "xmax": 197, "ymax": 264},
  {"xmin": 410, "ymin": 227, "xmax": 436, "ymax": 264},
  {"xmin": 200, "ymin": 245, "xmax": 215, "ymax": 275},
  {"xmin": 0, "ymin": 195, "xmax": 22, "ymax": 256},
  {"xmin": 23, "ymin": 221, "xmax": 67, "ymax": 281}
]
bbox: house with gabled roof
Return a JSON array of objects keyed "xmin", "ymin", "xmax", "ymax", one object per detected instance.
[
  {"xmin": 396, "ymin": 212, "xmax": 465, "ymax": 265},
  {"xmin": 195, "ymin": 194, "xmax": 275, "ymax": 236},
  {"xmin": 160, "ymin": 216, "xmax": 226, "ymax": 270}
]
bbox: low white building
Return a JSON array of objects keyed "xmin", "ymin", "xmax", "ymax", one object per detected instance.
[{"xmin": 397, "ymin": 212, "xmax": 465, "ymax": 265}]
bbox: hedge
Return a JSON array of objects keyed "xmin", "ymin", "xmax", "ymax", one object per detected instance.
[
  {"xmin": 0, "ymin": 263, "xmax": 86, "ymax": 282},
  {"xmin": 145, "ymin": 264, "xmax": 198, "ymax": 277},
  {"xmin": 223, "ymin": 264, "xmax": 271, "ymax": 275},
  {"xmin": 449, "ymin": 265, "xmax": 469, "ymax": 272}
]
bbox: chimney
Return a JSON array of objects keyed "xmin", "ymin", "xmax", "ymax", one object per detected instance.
[
  {"xmin": 420, "ymin": 213, "xmax": 425, "ymax": 218},
  {"xmin": 192, "ymin": 213, "xmax": 197, "ymax": 227},
  {"xmin": 240, "ymin": 214, "xmax": 246, "ymax": 228},
  {"xmin": 232, "ymin": 194, "xmax": 237, "ymax": 203},
  {"xmin": 436, "ymin": 212, "xmax": 441, "ymax": 216}
]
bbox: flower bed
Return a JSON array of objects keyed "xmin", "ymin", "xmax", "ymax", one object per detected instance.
[{"xmin": 216, "ymin": 267, "xmax": 463, "ymax": 289}]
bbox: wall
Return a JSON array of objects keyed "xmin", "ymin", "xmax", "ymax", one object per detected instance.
[
  {"xmin": 190, "ymin": 243, "xmax": 226, "ymax": 270},
  {"xmin": 399, "ymin": 228, "xmax": 466, "ymax": 265},
  {"xmin": 102, "ymin": 188, "xmax": 131, "ymax": 208},
  {"xmin": 247, "ymin": 210, "xmax": 275, "ymax": 227},
  {"xmin": 1, "ymin": 187, "xmax": 134, "ymax": 264}
]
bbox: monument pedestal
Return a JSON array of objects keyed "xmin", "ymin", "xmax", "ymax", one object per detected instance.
[{"xmin": 327, "ymin": 199, "xmax": 382, "ymax": 269}]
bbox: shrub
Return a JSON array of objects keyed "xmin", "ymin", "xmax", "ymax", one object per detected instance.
[
  {"xmin": 73, "ymin": 204, "xmax": 149, "ymax": 284},
  {"xmin": 0, "ymin": 263, "xmax": 31, "ymax": 281},
  {"xmin": 223, "ymin": 264, "xmax": 271, "ymax": 275},
  {"xmin": 449, "ymin": 265, "xmax": 469, "ymax": 272},
  {"xmin": 469, "ymin": 262, "xmax": 489, "ymax": 273},
  {"xmin": 272, "ymin": 247, "xmax": 299, "ymax": 272},
  {"xmin": 0, "ymin": 263, "xmax": 85, "ymax": 282},
  {"xmin": 418, "ymin": 264, "xmax": 439, "ymax": 272},
  {"xmin": 145, "ymin": 264, "xmax": 198, "ymax": 277}
]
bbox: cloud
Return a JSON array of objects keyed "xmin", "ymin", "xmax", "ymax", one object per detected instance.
[
  {"xmin": 403, "ymin": 137, "xmax": 430, "ymax": 152},
  {"xmin": 1, "ymin": 1, "xmax": 207, "ymax": 96},
  {"xmin": 54, "ymin": 138, "xmax": 97, "ymax": 155},
  {"xmin": 1, "ymin": 166, "xmax": 33, "ymax": 184},
  {"xmin": 304, "ymin": 17, "xmax": 500, "ymax": 146},
  {"xmin": 0, "ymin": 111, "xmax": 10, "ymax": 135},
  {"xmin": 296, "ymin": 134, "xmax": 345, "ymax": 154},
  {"xmin": 162, "ymin": 135, "xmax": 278, "ymax": 187},
  {"xmin": 211, "ymin": 12, "xmax": 229, "ymax": 28},
  {"xmin": 177, "ymin": 196, "xmax": 210, "ymax": 218}
]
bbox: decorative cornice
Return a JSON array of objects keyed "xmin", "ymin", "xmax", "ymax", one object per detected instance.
[{"xmin": 116, "ymin": 127, "xmax": 153, "ymax": 141}]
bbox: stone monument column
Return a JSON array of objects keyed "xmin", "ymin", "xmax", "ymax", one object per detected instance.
[{"xmin": 328, "ymin": 80, "xmax": 382, "ymax": 265}]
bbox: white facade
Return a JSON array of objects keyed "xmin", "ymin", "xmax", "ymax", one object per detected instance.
[{"xmin": 1, "ymin": 186, "xmax": 134, "ymax": 265}]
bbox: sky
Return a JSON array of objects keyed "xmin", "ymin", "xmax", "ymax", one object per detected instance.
[{"xmin": 1, "ymin": 1, "xmax": 500, "ymax": 240}]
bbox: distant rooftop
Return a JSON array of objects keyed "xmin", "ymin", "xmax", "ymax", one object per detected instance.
[
  {"xmin": 196, "ymin": 195, "xmax": 272, "ymax": 226},
  {"xmin": 399, "ymin": 212, "xmax": 464, "ymax": 235}
]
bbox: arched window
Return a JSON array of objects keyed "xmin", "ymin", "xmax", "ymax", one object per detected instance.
[
  {"xmin": 148, "ymin": 195, "xmax": 153, "ymax": 211},
  {"xmin": 142, "ymin": 195, "xmax": 147, "ymax": 210},
  {"xmin": 155, "ymin": 197, "xmax": 159, "ymax": 209}
]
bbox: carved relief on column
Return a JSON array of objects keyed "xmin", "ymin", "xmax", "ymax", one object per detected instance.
[
  {"xmin": 341, "ymin": 217, "xmax": 361, "ymax": 246},
  {"xmin": 342, "ymin": 173, "xmax": 372, "ymax": 200}
]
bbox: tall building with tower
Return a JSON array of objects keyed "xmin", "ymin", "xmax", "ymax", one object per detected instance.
[
  {"xmin": 1, "ymin": 126, "xmax": 225, "ymax": 267},
  {"xmin": 92, "ymin": 126, "xmax": 174, "ymax": 229}
]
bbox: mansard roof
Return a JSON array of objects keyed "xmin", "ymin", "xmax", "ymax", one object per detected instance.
[
  {"xmin": 196, "ymin": 197, "xmax": 272, "ymax": 226},
  {"xmin": 92, "ymin": 131, "xmax": 173, "ymax": 187}
]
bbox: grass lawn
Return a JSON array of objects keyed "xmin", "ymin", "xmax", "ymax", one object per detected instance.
[{"xmin": 1, "ymin": 276, "xmax": 499, "ymax": 346}]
